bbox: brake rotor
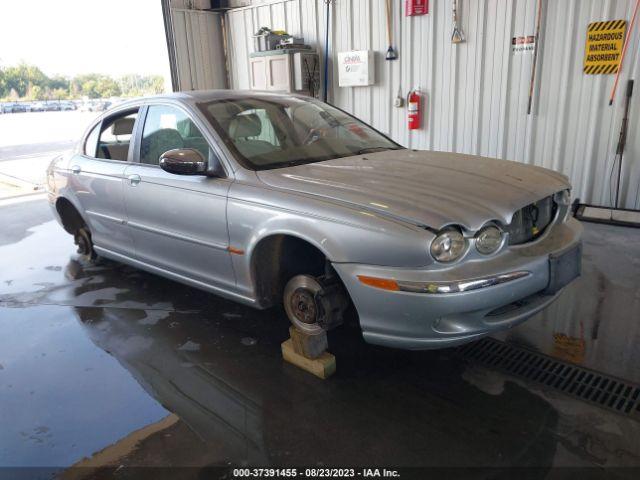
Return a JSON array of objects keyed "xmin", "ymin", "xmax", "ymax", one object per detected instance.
[
  {"xmin": 74, "ymin": 228, "xmax": 96, "ymax": 260},
  {"xmin": 283, "ymin": 275, "xmax": 324, "ymax": 335}
]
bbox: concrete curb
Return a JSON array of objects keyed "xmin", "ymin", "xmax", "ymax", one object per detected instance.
[
  {"xmin": 0, "ymin": 171, "xmax": 43, "ymax": 190},
  {"xmin": 0, "ymin": 172, "xmax": 44, "ymax": 200}
]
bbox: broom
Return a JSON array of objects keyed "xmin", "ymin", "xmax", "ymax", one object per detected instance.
[{"xmin": 385, "ymin": 0, "xmax": 398, "ymax": 60}]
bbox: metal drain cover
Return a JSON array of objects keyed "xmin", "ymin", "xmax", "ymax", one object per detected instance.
[{"xmin": 457, "ymin": 337, "xmax": 640, "ymax": 419}]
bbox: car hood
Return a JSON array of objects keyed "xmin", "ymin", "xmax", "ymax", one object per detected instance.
[{"xmin": 256, "ymin": 150, "xmax": 570, "ymax": 231}]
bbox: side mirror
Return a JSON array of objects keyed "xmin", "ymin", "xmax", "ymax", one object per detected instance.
[{"xmin": 159, "ymin": 149, "xmax": 207, "ymax": 175}]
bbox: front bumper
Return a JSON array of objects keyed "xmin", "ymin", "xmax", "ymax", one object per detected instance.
[{"xmin": 333, "ymin": 217, "xmax": 583, "ymax": 350}]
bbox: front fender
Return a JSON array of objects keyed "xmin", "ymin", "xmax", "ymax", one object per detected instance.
[{"xmin": 227, "ymin": 183, "xmax": 435, "ymax": 299}]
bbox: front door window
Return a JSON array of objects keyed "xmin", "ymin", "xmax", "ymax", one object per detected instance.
[{"xmin": 140, "ymin": 105, "xmax": 209, "ymax": 165}]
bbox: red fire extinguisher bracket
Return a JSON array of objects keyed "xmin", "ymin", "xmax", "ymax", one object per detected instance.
[
  {"xmin": 406, "ymin": 0, "xmax": 428, "ymax": 16},
  {"xmin": 407, "ymin": 89, "xmax": 424, "ymax": 130}
]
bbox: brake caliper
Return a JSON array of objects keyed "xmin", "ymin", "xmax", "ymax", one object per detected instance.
[{"xmin": 314, "ymin": 280, "xmax": 349, "ymax": 331}]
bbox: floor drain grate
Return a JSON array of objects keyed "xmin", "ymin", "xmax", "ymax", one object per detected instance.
[{"xmin": 457, "ymin": 337, "xmax": 640, "ymax": 419}]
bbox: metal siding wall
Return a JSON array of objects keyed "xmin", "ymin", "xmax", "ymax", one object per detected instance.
[
  {"xmin": 171, "ymin": 8, "xmax": 228, "ymax": 91},
  {"xmin": 226, "ymin": 0, "xmax": 640, "ymax": 209}
]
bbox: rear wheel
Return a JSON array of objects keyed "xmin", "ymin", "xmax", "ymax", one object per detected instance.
[{"xmin": 74, "ymin": 226, "xmax": 98, "ymax": 263}]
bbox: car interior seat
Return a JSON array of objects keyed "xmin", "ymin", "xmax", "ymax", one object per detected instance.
[
  {"xmin": 141, "ymin": 128, "xmax": 184, "ymax": 164},
  {"xmin": 98, "ymin": 117, "xmax": 135, "ymax": 161},
  {"xmin": 229, "ymin": 113, "xmax": 276, "ymax": 159}
]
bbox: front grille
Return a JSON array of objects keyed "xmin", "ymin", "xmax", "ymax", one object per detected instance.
[{"xmin": 506, "ymin": 195, "xmax": 557, "ymax": 245}]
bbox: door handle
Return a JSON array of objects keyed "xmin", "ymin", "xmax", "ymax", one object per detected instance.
[
  {"xmin": 128, "ymin": 174, "xmax": 141, "ymax": 186},
  {"xmin": 71, "ymin": 165, "xmax": 81, "ymax": 175}
]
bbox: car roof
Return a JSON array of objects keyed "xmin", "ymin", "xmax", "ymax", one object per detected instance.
[
  {"xmin": 96, "ymin": 90, "xmax": 313, "ymax": 123},
  {"xmin": 142, "ymin": 89, "xmax": 309, "ymax": 105}
]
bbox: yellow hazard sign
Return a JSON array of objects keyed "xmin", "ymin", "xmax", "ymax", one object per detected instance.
[{"xmin": 584, "ymin": 20, "xmax": 627, "ymax": 74}]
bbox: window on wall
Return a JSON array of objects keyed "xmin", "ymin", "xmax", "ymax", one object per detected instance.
[{"xmin": 140, "ymin": 105, "xmax": 210, "ymax": 165}]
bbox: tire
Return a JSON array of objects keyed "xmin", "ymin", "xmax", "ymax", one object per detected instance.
[{"xmin": 283, "ymin": 274, "xmax": 324, "ymax": 335}]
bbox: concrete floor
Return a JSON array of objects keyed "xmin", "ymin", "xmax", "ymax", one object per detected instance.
[{"xmin": 1, "ymin": 198, "xmax": 640, "ymax": 477}]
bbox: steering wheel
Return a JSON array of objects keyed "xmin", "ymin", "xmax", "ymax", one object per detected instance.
[{"xmin": 302, "ymin": 128, "xmax": 325, "ymax": 146}]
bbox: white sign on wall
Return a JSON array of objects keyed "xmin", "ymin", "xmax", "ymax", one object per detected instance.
[
  {"xmin": 512, "ymin": 36, "xmax": 536, "ymax": 55},
  {"xmin": 337, "ymin": 50, "xmax": 375, "ymax": 87}
]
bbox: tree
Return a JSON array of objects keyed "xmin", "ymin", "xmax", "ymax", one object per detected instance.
[
  {"xmin": 148, "ymin": 75, "xmax": 165, "ymax": 95},
  {"xmin": 52, "ymin": 88, "xmax": 68, "ymax": 101},
  {"xmin": 48, "ymin": 75, "xmax": 70, "ymax": 92},
  {"xmin": 3, "ymin": 63, "xmax": 48, "ymax": 97},
  {"xmin": 0, "ymin": 63, "xmax": 164, "ymax": 100},
  {"xmin": 74, "ymin": 73, "xmax": 121, "ymax": 98},
  {"xmin": 81, "ymin": 79, "xmax": 99, "ymax": 98},
  {"xmin": 27, "ymin": 84, "xmax": 46, "ymax": 100},
  {"xmin": 117, "ymin": 74, "xmax": 165, "ymax": 97},
  {"xmin": 4, "ymin": 66, "xmax": 30, "ymax": 97},
  {"xmin": 94, "ymin": 77, "xmax": 121, "ymax": 98},
  {"xmin": 0, "ymin": 67, "xmax": 6, "ymax": 98}
]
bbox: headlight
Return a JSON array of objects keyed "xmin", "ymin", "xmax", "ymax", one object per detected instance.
[
  {"xmin": 475, "ymin": 225, "xmax": 503, "ymax": 255},
  {"xmin": 430, "ymin": 228, "xmax": 466, "ymax": 263}
]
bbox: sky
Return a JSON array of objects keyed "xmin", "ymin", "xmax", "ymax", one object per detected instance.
[{"xmin": 0, "ymin": 0, "xmax": 171, "ymax": 81}]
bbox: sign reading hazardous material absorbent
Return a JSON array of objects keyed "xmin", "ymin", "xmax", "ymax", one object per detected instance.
[{"xmin": 584, "ymin": 20, "xmax": 626, "ymax": 74}]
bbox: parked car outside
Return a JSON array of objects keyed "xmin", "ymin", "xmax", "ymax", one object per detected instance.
[
  {"xmin": 46, "ymin": 91, "xmax": 582, "ymax": 350},
  {"xmin": 60, "ymin": 101, "xmax": 76, "ymax": 111},
  {"xmin": 10, "ymin": 102, "xmax": 28, "ymax": 113},
  {"xmin": 95, "ymin": 100, "xmax": 111, "ymax": 112},
  {"xmin": 31, "ymin": 101, "xmax": 47, "ymax": 112},
  {"xmin": 48, "ymin": 102, "xmax": 63, "ymax": 111},
  {"xmin": 79, "ymin": 100, "xmax": 109, "ymax": 112}
]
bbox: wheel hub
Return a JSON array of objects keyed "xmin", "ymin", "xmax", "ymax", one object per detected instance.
[
  {"xmin": 290, "ymin": 288, "xmax": 317, "ymax": 324},
  {"xmin": 73, "ymin": 228, "xmax": 96, "ymax": 261},
  {"xmin": 75, "ymin": 231, "xmax": 90, "ymax": 255},
  {"xmin": 283, "ymin": 275, "xmax": 324, "ymax": 335}
]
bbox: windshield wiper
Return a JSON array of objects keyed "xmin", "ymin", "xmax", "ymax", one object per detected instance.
[{"xmin": 355, "ymin": 146, "xmax": 400, "ymax": 155}]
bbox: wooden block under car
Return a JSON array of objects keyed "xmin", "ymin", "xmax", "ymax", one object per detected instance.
[
  {"xmin": 288, "ymin": 326, "xmax": 328, "ymax": 359},
  {"xmin": 281, "ymin": 339, "xmax": 336, "ymax": 379}
]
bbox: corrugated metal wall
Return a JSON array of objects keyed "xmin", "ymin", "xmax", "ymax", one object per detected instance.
[
  {"xmin": 171, "ymin": 7, "xmax": 228, "ymax": 90},
  {"xmin": 225, "ymin": 0, "xmax": 640, "ymax": 209}
]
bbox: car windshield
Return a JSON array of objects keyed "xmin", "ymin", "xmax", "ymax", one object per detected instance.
[{"xmin": 198, "ymin": 96, "xmax": 401, "ymax": 170}]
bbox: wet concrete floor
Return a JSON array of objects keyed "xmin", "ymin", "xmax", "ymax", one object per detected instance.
[{"xmin": 1, "ymin": 198, "xmax": 639, "ymax": 477}]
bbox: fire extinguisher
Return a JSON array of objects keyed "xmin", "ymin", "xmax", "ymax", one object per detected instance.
[{"xmin": 407, "ymin": 88, "xmax": 422, "ymax": 130}]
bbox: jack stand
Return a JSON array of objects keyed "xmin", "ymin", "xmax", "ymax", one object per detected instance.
[{"xmin": 281, "ymin": 327, "xmax": 336, "ymax": 379}]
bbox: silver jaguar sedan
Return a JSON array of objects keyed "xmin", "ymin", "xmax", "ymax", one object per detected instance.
[{"xmin": 46, "ymin": 90, "xmax": 582, "ymax": 350}]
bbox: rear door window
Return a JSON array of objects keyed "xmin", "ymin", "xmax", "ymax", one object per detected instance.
[{"xmin": 97, "ymin": 110, "xmax": 139, "ymax": 162}]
